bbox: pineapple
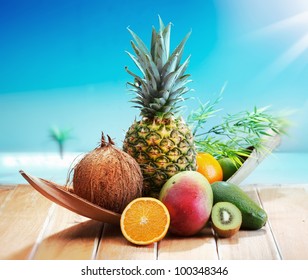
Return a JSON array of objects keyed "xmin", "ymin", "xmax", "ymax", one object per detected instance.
[{"xmin": 123, "ymin": 17, "xmax": 197, "ymax": 197}]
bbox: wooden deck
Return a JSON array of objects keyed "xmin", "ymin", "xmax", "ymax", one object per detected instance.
[{"xmin": 0, "ymin": 183, "xmax": 308, "ymax": 260}]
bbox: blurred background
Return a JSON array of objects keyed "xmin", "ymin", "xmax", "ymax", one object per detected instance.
[{"xmin": 1, "ymin": 0, "xmax": 307, "ymax": 184}]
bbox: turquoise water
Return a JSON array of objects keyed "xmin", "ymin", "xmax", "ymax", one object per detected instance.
[
  {"xmin": 1, "ymin": 0, "xmax": 308, "ymax": 153},
  {"xmin": 242, "ymin": 152, "xmax": 308, "ymax": 185},
  {"xmin": 1, "ymin": 152, "xmax": 307, "ymax": 185}
]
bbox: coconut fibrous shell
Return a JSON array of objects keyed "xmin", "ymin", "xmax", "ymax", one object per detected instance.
[{"xmin": 72, "ymin": 135, "xmax": 144, "ymax": 213}]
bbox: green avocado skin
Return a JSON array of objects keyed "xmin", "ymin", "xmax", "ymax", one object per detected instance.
[{"xmin": 211, "ymin": 181, "xmax": 268, "ymax": 230}]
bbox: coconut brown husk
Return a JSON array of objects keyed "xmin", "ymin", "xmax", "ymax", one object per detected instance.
[{"xmin": 71, "ymin": 133, "xmax": 143, "ymax": 213}]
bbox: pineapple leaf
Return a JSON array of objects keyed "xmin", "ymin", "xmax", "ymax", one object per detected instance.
[
  {"xmin": 154, "ymin": 32, "xmax": 165, "ymax": 71},
  {"xmin": 127, "ymin": 27, "xmax": 150, "ymax": 55},
  {"xmin": 157, "ymin": 16, "xmax": 171, "ymax": 59},
  {"xmin": 158, "ymin": 15, "xmax": 165, "ymax": 30},
  {"xmin": 161, "ymin": 71, "xmax": 177, "ymax": 91},
  {"xmin": 161, "ymin": 53, "xmax": 179, "ymax": 79},
  {"xmin": 145, "ymin": 69, "xmax": 158, "ymax": 92},
  {"xmin": 144, "ymin": 54, "xmax": 160, "ymax": 82},
  {"xmin": 128, "ymin": 40, "xmax": 161, "ymax": 91},
  {"xmin": 125, "ymin": 67, "xmax": 151, "ymax": 97},
  {"xmin": 125, "ymin": 51, "xmax": 145, "ymax": 76},
  {"xmin": 162, "ymin": 22, "xmax": 171, "ymax": 59},
  {"xmin": 175, "ymin": 55, "xmax": 191, "ymax": 79},
  {"xmin": 154, "ymin": 97, "xmax": 167, "ymax": 106},
  {"xmin": 129, "ymin": 41, "xmax": 157, "ymax": 89},
  {"xmin": 130, "ymin": 99, "xmax": 145, "ymax": 106},
  {"xmin": 131, "ymin": 105, "xmax": 143, "ymax": 109},
  {"xmin": 159, "ymin": 31, "xmax": 168, "ymax": 65},
  {"xmin": 170, "ymin": 86, "xmax": 190, "ymax": 97},
  {"xmin": 126, "ymin": 81, "xmax": 142, "ymax": 91},
  {"xmin": 150, "ymin": 26, "xmax": 157, "ymax": 60},
  {"xmin": 161, "ymin": 56, "xmax": 191, "ymax": 91},
  {"xmin": 160, "ymin": 89, "xmax": 170, "ymax": 100},
  {"xmin": 171, "ymin": 75, "xmax": 192, "ymax": 93},
  {"xmin": 168, "ymin": 30, "xmax": 191, "ymax": 68}
]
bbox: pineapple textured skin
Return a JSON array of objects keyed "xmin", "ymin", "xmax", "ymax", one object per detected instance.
[{"xmin": 123, "ymin": 116, "xmax": 196, "ymax": 197}]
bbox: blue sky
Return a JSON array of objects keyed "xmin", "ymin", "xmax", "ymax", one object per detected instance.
[
  {"xmin": 1, "ymin": 0, "xmax": 308, "ymax": 152},
  {"xmin": 0, "ymin": 0, "xmax": 217, "ymax": 93}
]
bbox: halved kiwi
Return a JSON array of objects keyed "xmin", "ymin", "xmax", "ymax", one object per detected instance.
[{"xmin": 211, "ymin": 202, "xmax": 242, "ymax": 238}]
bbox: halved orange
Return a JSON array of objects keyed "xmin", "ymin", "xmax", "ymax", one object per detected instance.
[{"xmin": 120, "ymin": 197, "xmax": 170, "ymax": 245}]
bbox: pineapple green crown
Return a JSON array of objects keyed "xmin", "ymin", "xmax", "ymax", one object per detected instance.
[{"xmin": 125, "ymin": 16, "xmax": 192, "ymax": 119}]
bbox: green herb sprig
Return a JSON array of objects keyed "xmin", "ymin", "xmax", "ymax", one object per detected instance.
[{"xmin": 188, "ymin": 93, "xmax": 289, "ymax": 167}]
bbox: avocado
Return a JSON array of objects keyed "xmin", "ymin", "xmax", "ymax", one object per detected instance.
[{"xmin": 211, "ymin": 181, "xmax": 268, "ymax": 230}]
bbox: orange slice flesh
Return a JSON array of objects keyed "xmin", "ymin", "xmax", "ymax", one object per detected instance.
[{"xmin": 120, "ymin": 197, "xmax": 170, "ymax": 245}]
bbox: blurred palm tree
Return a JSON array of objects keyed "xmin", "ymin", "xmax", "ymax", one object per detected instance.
[{"xmin": 49, "ymin": 126, "xmax": 73, "ymax": 159}]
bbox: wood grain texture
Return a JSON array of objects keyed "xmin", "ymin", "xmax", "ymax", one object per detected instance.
[
  {"xmin": 0, "ymin": 185, "xmax": 52, "ymax": 259},
  {"xmin": 96, "ymin": 223, "xmax": 156, "ymax": 260},
  {"xmin": 33, "ymin": 205, "xmax": 103, "ymax": 260},
  {"xmin": 0, "ymin": 185, "xmax": 16, "ymax": 213},
  {"xmin": 216, "ymin": 187, "xmax": 280, "ymax": 260},
  {"xmin": 1, "ymin": 184, "xmax": 307, "ymax": 260},
  {"xmin": 259, "ymin": 186, "xmax": 308, "ymax": 260},
  {"xmin": 158, "ymin": 226, "xmax": 218, "ymax": 260}
]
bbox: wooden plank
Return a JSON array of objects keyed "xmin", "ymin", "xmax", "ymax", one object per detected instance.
[
  {"xmin": 158, "ymin": 225, "xmax": 218, "ymax": 260},
  {"xmin": 216, "ymin": 226, "xmax": 279, "ymax": 260},
  {"xmin": 1, "ymin": 184, "xmax": 307, "ymax": 260},
  {"xmin": 0, "ymin": 185, "xmax": 17, "ymax": 212},
  {"xmin": 96, "ymin": 224, "xmax": 156, "ymax": 260},
  {"xmin": 33, "ymin": 205, "xmax": 103, "ymax": 260},
  {"xmin": 0, "ymin": 184, "xmax": 53, "ymax": 260},
  {"xmin": 216, "ymin": 187, "xmax": 280, "ymax": 260},
  {"xmin": 258, "ymin": 186, "xmax": 308, "ymax": 260}
]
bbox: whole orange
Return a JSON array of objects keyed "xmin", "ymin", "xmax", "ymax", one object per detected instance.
[{"xmin": 196, "ymin": 152, "xmax": 223, "ymax": 183}]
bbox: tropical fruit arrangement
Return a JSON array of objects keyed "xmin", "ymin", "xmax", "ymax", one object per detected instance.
[{"xmin": 70, "ymin": 17, "xmax": 287, "ymax": 246}]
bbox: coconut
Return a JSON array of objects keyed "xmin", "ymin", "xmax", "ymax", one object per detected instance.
[{"xmin": 71, "ymin": 133, "xmax": 143, "ymax": 213}]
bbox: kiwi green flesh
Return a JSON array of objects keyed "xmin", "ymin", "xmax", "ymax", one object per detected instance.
[{"xmin": 211, "ymin": 202, "xmax": 242, "ymax": 238}]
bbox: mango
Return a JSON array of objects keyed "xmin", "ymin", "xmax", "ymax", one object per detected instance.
[{"xmin": 159, "ymin": 171, "xmax": 213, "ymax": 236}]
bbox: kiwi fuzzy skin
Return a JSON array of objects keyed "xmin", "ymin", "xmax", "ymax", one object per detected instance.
[{"xmin": 212, "ymin": 221, "xmax": 241, "ymax": 238}]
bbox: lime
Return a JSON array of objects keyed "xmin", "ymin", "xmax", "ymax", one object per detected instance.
[{"xmin": 218, "ymin": 158, "xmax": 239, "ymax": 181}]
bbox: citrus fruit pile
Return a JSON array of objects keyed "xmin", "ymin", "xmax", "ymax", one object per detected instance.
[{"xmin": 197, "ymin": 152, "xmax": 240, "ymax": 182}]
